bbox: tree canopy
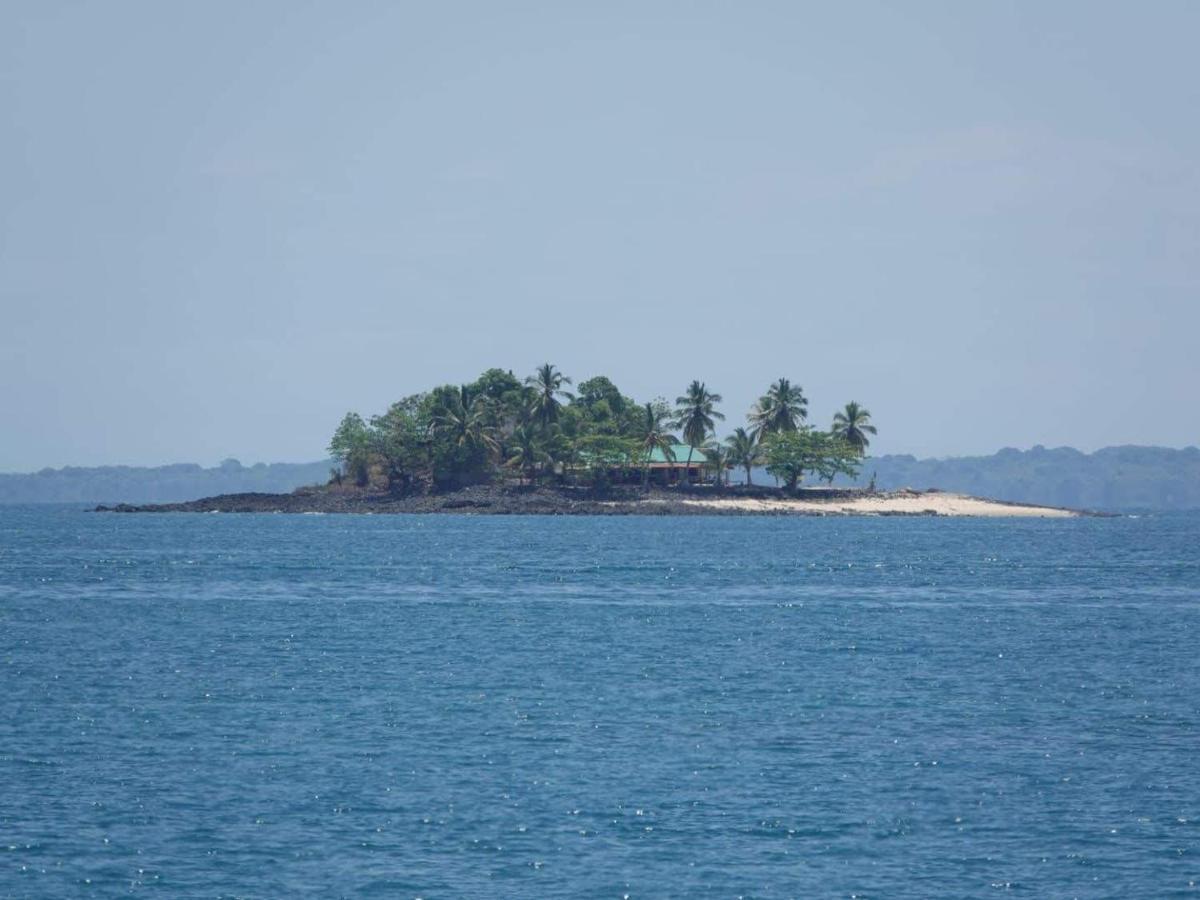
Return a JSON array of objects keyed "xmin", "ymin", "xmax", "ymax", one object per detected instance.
[
  {"xmin": 749, "ymin": 378, "xmax": 808, "ymax": 440},
  {"xmin": 326, "ymin": 364, "xmax": 876, "ymax": 494},
  {"xmin": 764, "ymin": 429, "xmax": 862, "ymax": 492},
  {"xmin": 831, "ymin": 401, "xmax": 877, "ymax": 454}
]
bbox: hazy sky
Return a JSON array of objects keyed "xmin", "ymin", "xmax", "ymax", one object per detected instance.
[{"xmin": 2, "ymin": 1, "xmax": 1197, "ymax": 471}]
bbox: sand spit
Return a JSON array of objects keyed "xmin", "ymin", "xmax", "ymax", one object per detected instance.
[{"xmin": 658, "ymin": 491, "xmax": 1077, "ymax": 517}]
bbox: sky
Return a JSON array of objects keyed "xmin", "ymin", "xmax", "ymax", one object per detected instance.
[{"xmin": 2, "ymin": 1, "xmax": 1198, "ymax": 471}]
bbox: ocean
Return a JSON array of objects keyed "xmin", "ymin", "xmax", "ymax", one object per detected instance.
[{"xmin": 2, "ymin": 506, "xmax": 1198, "ymax": 897}]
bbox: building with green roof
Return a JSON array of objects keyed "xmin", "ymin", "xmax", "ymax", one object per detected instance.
[
  {"xmin": 574, "ymin": 442, "xmax": 709, "ymax": 485},
  {"xmin": 646, "ymin": 443, "xmax": 707, "ymax": 484}
]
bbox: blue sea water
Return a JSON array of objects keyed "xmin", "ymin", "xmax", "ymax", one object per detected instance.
[{"xmin": 1, "ymin": 507, "xmax": 1198, "ymax": 898}]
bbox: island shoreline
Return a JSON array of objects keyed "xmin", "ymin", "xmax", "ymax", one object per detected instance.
[{"xmin": 94, "ymin": 485, "xmax": 1098, "ymax": 517}]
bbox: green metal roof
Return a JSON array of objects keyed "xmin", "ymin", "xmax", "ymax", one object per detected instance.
[{"xmin": 647, "ymin": 443, "xmax": 701, "ymax": 465}]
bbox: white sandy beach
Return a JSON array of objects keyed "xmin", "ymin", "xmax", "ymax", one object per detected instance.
[{"xmin": 644, "ymin": 490, "xmax": 1078, "ymax": 518}]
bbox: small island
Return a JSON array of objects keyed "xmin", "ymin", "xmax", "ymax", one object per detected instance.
[{"xmin": 99, "ymin": 365, "xmax": 1084, "ymax": 518}]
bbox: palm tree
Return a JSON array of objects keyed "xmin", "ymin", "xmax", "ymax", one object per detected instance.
[
  {"xmin": 702, "ymin": 443, "xmax": 731, "ymax": 486},
  {"xmin": 673, "ymin": 381, "xmax": 724, "ymax": 481},
  {"xmin": 831, "ymin": 401, "xmax": 877, "ymax": 455},
  {"xmin": 538, "ymin": 422, "xmax": 574, "ymax": 484},
  {"xmin": 505, "ymin": 424, "xmax": 549, "ymax": 484},
  {"xmin": 455, "ymin": 383, "xmax": 477, "ymax": 411},
  {"xmin": 748, "ymin": 378, "xmax": 808, "ymax": 440},
  {"xmin": 525, "ymin": 363, "xmax": 574, "ymax": 427},
  {"xmin": 725, "ymin": 427, "xmax": 763, "ymax": 485},
  {"xmin": 432, "ymin": 390, "xmax": 500, "ymax": 457},
  {"xmin": 637, "ymin": 401, "xmax": 677, "ymax": 488}
]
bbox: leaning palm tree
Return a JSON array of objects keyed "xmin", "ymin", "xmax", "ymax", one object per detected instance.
[
  {"xmin": 673, "ymin": 380, "xmax": 724, "ymax": 481},
  {"xmin": 702, "ymin": 443, "xmax": 732, "ymax": 486},
  {"xmin": 525, "ymin": 363, "xmax": 574, "ymax": 427},
  {"xmin": 831, "ymin": 401, "xmax": 877, "ymax": 455},
  {"xmin": 637, "ymin": 401, "xmax": 677, "ymax": 488},
  {"xmin": 725, "ymin": 427, "xmax": 763, "ymax": 485},
  {"xmin": 748, "ymin": 378, "xmax": 808, "ymax": 440}
]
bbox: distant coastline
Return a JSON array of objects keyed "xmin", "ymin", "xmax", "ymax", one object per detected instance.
[
  {"xmin": 0, "ymin": 458, "xmax": 332, "ymax": 506},
  {"xmin": 95, "ymin": 484, "xmax": 1089, "ymax": 518},
  {"xmin": 6, "ymin": 444, "xmax": 1197, "ymax": 511}
]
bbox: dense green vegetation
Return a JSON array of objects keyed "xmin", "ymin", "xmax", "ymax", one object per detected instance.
[{"xmin": 327, "ymin": 365, "xmax": 868, "ymax": 493}]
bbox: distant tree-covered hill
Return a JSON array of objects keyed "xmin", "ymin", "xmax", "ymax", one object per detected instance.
[
  {"xmin": 832, "ymin": 445, "xmax": 1200, "ymax": 511},
  {"xmin": 0, "ymin": 459, "xmax": 333, "ymax": 505}
]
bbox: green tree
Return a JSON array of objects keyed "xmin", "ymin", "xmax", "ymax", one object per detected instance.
[
  {"xmin": 636, "ymin": 400, "xmax": 677, "ymax": 488},
  {"xmin": 702, "ymin": 443, "xmax": 732, "ymax": 486},
  {"xmin": 831, "ymin": 401, "xmax": 877, "ymax": 455},
  {"xmin": 328, "ymin": 412, "xmax": 372, "ymax": 486},
  {"xmin": 574, "ymin": 434, "xmax": 638, "ymax": 490},
  {"xmin": 426, "ymin": 386, "xmax": 500, "ymax": 487},
  {"xmin": 505, "ymin": 424, "xmax": 550, "ymax": 484},
  {"xmin": 468, "ymin": 368, "xmax": 527, "ymax": 430},
  {"xmin": 749, "ymin": 378, "xmax": 808, "ymax": 440},
  {"xmin": 526, "ymin": 363, "xmax": 574, "ymax": 427},
  {"xmin": 673, "ymin": 380, "xmax": 724, "ymax": 480},
  {"xmin": 764, "ymin": 429, "xmax": 861, "ymax": 493},
  {"xmin": 725, "ymin": 427, "xmax": 763, "ymax": 485},
  {"xmin": 583, "ymin": 398, "xmax": 618, "ymax": 435},
  {"xmin": 468, "ymin": 368, "xmax": 523, "ymax": 405},
  {"xmin": 575, "ymin": 376, "xmax": 629, "ymax": 416},
  {"xmin": 810, "ymin": 434, "xmax": 862, "ymax": 485},
  {"xmin": 539, "ymin": 423, "xmax": 575, "ymax": 484},
  {"xmin": 432, "ymin": 391, "xmax": 500, "ymax": 456},
  {"xmin": 369, "ymin": 396, "xmax": 428, "ymax": 493},
  {"xmin": 573, "ymin": 376, "xmax": 641, "ymax": 436}
]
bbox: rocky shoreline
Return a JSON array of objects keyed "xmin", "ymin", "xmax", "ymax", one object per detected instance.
[{"xmin": 94, "ymin": 484, "xmax": 1092, "ymax": 517}]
